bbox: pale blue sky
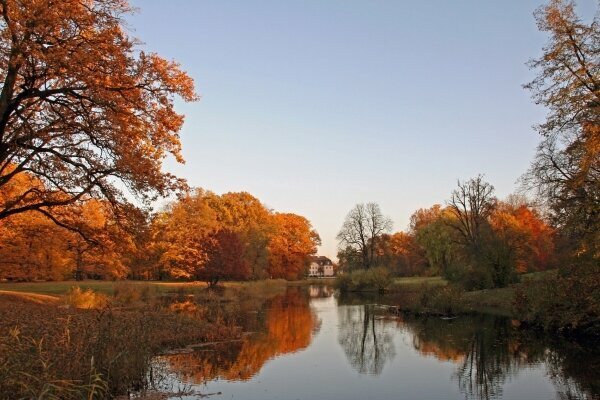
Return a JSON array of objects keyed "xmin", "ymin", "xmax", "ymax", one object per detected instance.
[{"xmin": 128, "ymin": 0, "xmax": 596, "ymax": 259}]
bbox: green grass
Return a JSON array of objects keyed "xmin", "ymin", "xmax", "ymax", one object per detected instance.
[
  {"xmin": 445, "ymin": 271, "xmax": 557, "ymax": 317},
  {"xmin": 385, "ymin": 271, "xmax": 559, "ymax": 317},
  {"xmin": 391, "ymin": 276, "xmax": 447, "ymax": 288}
]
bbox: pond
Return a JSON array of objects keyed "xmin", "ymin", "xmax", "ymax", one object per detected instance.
[{"xmin": 155, "ymin": 286, "xmax": 599, "ymax": 400}]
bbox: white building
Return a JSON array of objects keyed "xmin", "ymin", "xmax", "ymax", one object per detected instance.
[{"xmin": 308, "ymin": 256, "xmax": 335, "ymax": 277}]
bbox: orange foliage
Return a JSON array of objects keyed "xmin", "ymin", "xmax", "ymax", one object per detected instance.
[
  {"xmin": 0, "ymin": 171, "xmax": 137, "ymax": 280},
  {"xmin": 153, "ymin": 191, "xmax": 320, "ymax": 282},
  {"xmin": 268, "ymin": 213, "xmax": 321, "ymax": 280},
  {"xmin": 489, "ymin": 203, "xmax": 555, "ymax": 273},
  {"xmin": 377, "ymin": 232, "xmax": 428, "ymax": 276},
  {"xmin": 163, "ymin": 290, "xmax": 318, "ymax": 383},
  {"xmin": 0, "ymin": 0, "xmax": 196, "ymax": 225}
]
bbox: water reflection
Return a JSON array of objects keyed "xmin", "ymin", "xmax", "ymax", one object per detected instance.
[
  {"xmin": 337, "ymin": 305, "xmax": 396, "ymax": 375},
  {"xmin": 402, "ymin": 315, "xmax": 524, "ymax": 399},
  {"xmin": 398, "ymin": 314, "xmax": 599, "ymax": 400},
  {"xmin": 162, "ymin": 288, "xmax": 320, "ymax": 383},
  {"xmin": 157, "ymin": 288, "xmax": 599, "ymax": 400},
  {"xmin": 308, "ymin": 285, "xmax": 334, "ymax": 298}
]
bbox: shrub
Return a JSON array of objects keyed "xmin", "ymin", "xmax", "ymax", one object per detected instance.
[
  {"xmin": 513, "ymin": 264, "xmax": 600, "ymax": 337},
  {"xmin": 335, "ymin": 267, "xmax": 391, "ymax": 292},
  {"xmin": 65, "ymin": 286, "xmax": 109, "ymax": 309},
  {"xmin": 169, "ymin": 299, "xmax": 206, "ymax": 318}
]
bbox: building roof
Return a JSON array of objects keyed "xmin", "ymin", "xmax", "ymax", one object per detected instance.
[{"xmin": 309, "ymin": 255, "xmax": 333, "ymax": 266}]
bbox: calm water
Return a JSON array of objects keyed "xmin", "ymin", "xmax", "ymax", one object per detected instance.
[{"xmin": 156, "ymin": 286, "xmax": 599, "ymax": 400}]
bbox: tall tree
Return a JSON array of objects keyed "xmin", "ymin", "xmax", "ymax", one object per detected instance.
[
  {"xmin": 200, "ymin": 229, "xmax": 250, "ymax": 287},
  {"xmin": 0, "ymin": 0, "xmax": 197, "ymax": 233},
  {"xmin": 447, "ymin": 175, "xmax": 496, "ymax": 251},
  {"xmin": 337, "ymin": 203, "xmax": 392, "ymax": 269},
  {"xmin": 152, "ymin": 190, "xmax": 219, "ymax": 280},
  {"xmin": 409, "ymin": 205, "xmax": 458, "ymax": 276},
  {"xmin": 208, "ymin": 192, "xmax": 273, "ymax": 279},
  {"xmin": 268, "ymin": 213, "xmax": 320, "ymax": 280},
  {"xmin": 524, "ymin": 0, "xmax": 600, "ymax": 259}
]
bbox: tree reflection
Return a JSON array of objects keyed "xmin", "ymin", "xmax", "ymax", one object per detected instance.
[
  {"xmin": 337, "ymin": 305, "xmax": 395, "ymax": 375},
  {"xmin": 162, "ymin": 288, "xmax": 319, "ymax": 383},
  {"xmin": 401, "ymin": 314, "xmax": 600, "ymax": 400},
  {"xmin": 545, "ymin": 338, "xmax": 600, "ymax": 400},
  {"xmin": 401, "ymin": 315, "xmax": 530, "ymax": 399},
  {"xmin": 453, "ymin": 322, "xmax": 516, "ymax": 399}
]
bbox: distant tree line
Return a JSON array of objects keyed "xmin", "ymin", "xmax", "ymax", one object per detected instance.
[
  {"xmin": 337, "ymin": 178, "xmax": 555, "ymax": 289},
  {"xmin": 0, "ymin": 181, "xmax": 321, "ymax": 284}
]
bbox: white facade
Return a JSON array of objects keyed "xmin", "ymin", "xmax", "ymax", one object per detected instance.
[{"xmin": 308, "ymin": 256, "xmax": 335, "ymax": 277}]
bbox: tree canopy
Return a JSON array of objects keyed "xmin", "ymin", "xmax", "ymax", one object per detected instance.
[
  {"xmin": 524, "ymin": 0, "xmax": 600, "ymax": 260},
  {"xmin": 0, "ymin": 0, "xmax": 197, "ymax": 232}
]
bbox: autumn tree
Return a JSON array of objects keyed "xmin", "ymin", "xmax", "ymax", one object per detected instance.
[
  {"xmin": 375, "ymin": 232, "xmax": 428, "ymax": 276},
  {"xmin": 152, "ymin": 190, "xmax": 219, "ymax": 280},
  {"xmin": 0, "ymin": 209, "xmax": 71, "ymax": 280},
  {"xmin": 337, "ymin": 203, "xmax": 392, "ymax": 269},
  {"xmin": 200, "ymin": 229, "xmax": 250, "ymax": 287},
  {"xmin": 524, "ymin": 0, "xmax": 599, "ymax": 260},
  {"xmin": 447, "ymin": 175, "xmax": 496, "ymax": 251},
  {"xmin": 409, "ymin": 205, "xmax": 458, "ymax": 276},
  {"xmin": 152, "ymin": 189, "xmax": 320, "ymax": 283},
  {"xmin": 207, "ymin": 192, "xmax": 274, "ymax": 279},
  {"xmin": 0, "ymin": 196, "xmax": 136, "ymax": 281},
  {"xmin": 268, "ymin": 213, "xmax": 320, "ymax": 280},
  {"xmin": 488, "ymin": 201, "xmax": 556, "ymax": 275},
  {"xmin": 0, "ymin": 0, "xmax": 196, "ymax": 233},
  {"xmin": 65, "ymin": 200, "xmax": 134, "ymax": 280}
]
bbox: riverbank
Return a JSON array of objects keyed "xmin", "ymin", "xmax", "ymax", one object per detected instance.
[
  {"xmin": 340, "ymin": 270, "xmax": 599, "ymax": 339},
  {"xmin": 0, "ymin": 277, "xmax": 334, "ymax": 297},
  {"xmin": 0, "ymin": 279, "xmax": 296, "ymax": 399},
  {"xmin": 338, "ymin": 271, "xmax": 557, "ymax": 318}
]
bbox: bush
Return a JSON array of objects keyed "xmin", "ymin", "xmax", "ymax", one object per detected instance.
[
  {"xmin": 513, "ymin": 264, "xmax": 600, "ymax": 337},
  {"xmin": 443, "ymin": 253, "xmax": 518, "ymax": 291},
  {"xmin": 335, "ymin": 267, "xmax": 391, "ymax": 292},
  {"xmin": 65, "ymin": 286, "xmax": 109, "ymax": 309}
]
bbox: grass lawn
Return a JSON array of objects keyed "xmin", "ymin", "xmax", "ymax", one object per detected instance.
[
  {"xmin": 386, "ymin": 271, "xmax": 558, "ymax": 317},
  {"xmin": 392, "ymin": 276, "xmax": 447, "ymax": 288},
  {"xmin": 461, "ymin": 271, "xmax": 557, "ymax": 316}
]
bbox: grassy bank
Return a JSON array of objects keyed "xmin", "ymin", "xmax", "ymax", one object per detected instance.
[
  {"xmin": 338, "ymin": 271, "xmax": 558, "ymax": 318},
  {"xmin": 382, "ymin": 270, "xmax": 598, "ymax": 340},
  {"xmin": 0, "ymin": 278, "xmax": 292, "ymax": 297},
  {"xmin": 0, "ymin": 279, "xmax": 291, "ymax": 399}
]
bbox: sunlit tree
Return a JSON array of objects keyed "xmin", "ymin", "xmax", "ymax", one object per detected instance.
[
  {"xmin": 0, "ymin": 0, "xmax": 197, "ymax": 234},
  {"xmin": 524, "ymin": 0, "xmax": 599, "ymax": 259}
]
